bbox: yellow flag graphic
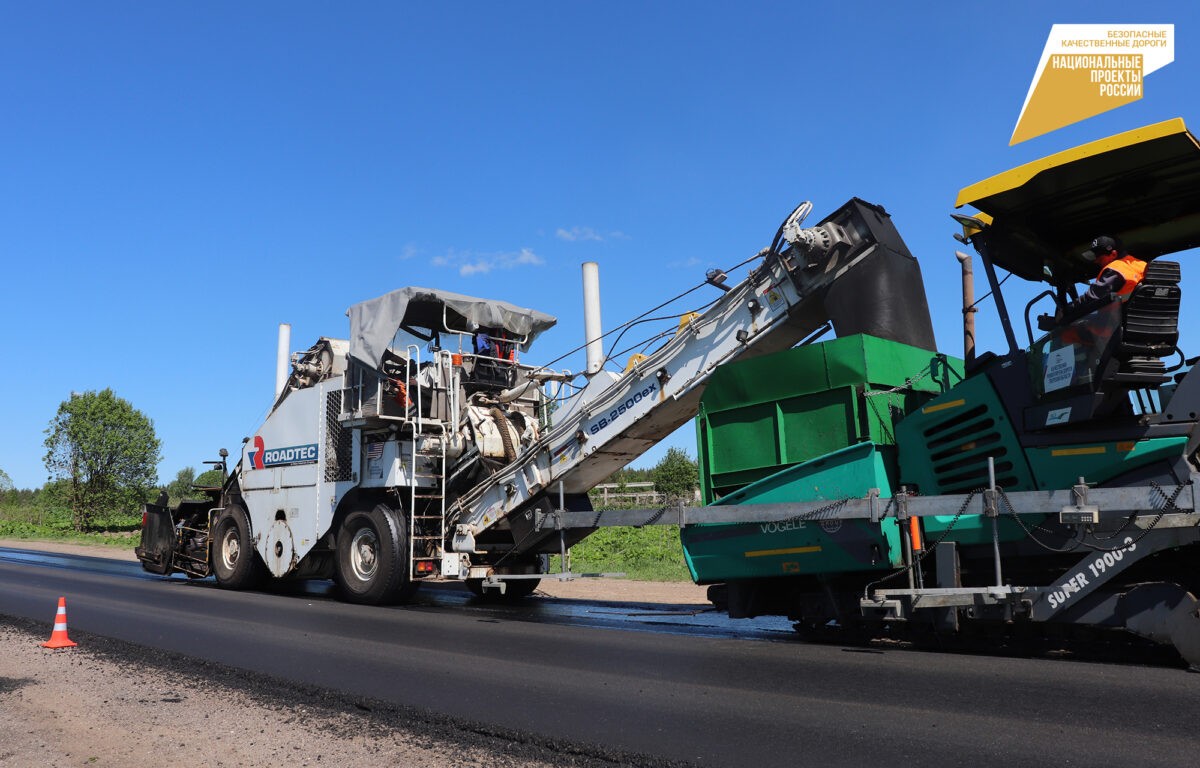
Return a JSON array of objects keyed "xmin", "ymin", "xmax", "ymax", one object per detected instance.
[{"xmin": 1011, "ymin": 25, "xmax": 1173, "ymax": 146}]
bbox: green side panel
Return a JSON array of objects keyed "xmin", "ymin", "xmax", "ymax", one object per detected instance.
[
  {"xmin": 1026, "ymin": 436, "xmax": 1189, "ymax": 490},
  {"xmin": 696, "ymin": 335, "xmax": 962, "ymax": 504},
  {"xmin": 895, "ymin": 373, "xmax": 1036, "ymax": 494},
  {"xmin": 894, "ymin": 373, "xmax": 1039, "ymax": 545},
  {"xmin": 682, "ymin": 443, "xmax": 901, "ymax": 584},
  {"xmin": 895, "ymin": 373, "xmax": 1191, "ymax": 545}
]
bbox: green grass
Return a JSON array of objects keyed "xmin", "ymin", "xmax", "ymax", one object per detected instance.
[
  {"xmin": 551, "ymin": 525, "xmax": 693, "ymax": 582},
  {"xmin": 0, "ymin": 502, "xmax": 141, "ymax": 548}
]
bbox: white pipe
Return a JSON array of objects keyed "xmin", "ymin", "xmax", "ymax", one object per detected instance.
[
  {"xmin": 275, "ymin": 323, "xmax": 292, "ymax": 397},
  {"xmin": 494, "ymin": 379, "xmax": 538, "ymax": 404},
  {"xmin": 582, "ymin": 262, "xmax": 603, "ymax": 375}
]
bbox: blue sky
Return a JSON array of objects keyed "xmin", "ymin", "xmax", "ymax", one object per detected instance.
[{"xmin": 1, "ymin": 2, "xmax": 1196, "ymax": 489}]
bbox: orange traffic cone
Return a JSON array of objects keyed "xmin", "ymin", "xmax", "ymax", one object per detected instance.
[{"xmin": 42, "ymin": 596, "xmax": 77, "ymax": 649}]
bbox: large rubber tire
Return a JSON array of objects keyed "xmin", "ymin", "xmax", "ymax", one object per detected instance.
[
  {"xmin": 334, "ymin": 504, "xmax": 415, "ymax": 605},
  {"xmin": 211, "ymin": 504, "xmax": 266, "ymax": 590}
]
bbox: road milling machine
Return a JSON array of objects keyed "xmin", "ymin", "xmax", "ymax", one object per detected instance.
[{"xmin": 140, "ymin": 118, "xmax": 1200, "ymax": 666}]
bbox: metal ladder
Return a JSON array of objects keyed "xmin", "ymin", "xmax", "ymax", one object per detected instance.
[{"xmin": 406, "ymin": 345, "xmax": 449, "ymax": 579}]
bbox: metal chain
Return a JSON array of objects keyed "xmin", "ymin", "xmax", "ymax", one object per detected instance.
[
  {"xmin": 592, "ymin": 495, "xmax": 854, "ymax": 530},
  {"xmin": 997, "ymin": 488, "xmax": 1085, "ymax": 554},
  {"xmin": 999, "ymin": 481, "xmax": 1182, "ymax": 554},
  {"xmin": 776, "ymin": 496, "xmax": 851, "ymax": 527},
  {"xmin": 639, "ymin": 506, "xmax": 668, "ymax": 527},
  {"xmin": 865, "ymin": 395, "xmax": 898, "ymax": 445},
  {"xmin": 861, "ymin": 363, "xmax": 937, "ymax": 446},
  {"xmin": 861, "ymin": 365, "xmax": 933, "ymax": 397},
  {"xmin": 862, "ymin": 489, "xmax": 979, "ymax": 597},
  {"xmin": 1075, "ymin": 480, "xmax": 1182, "ymax": 553},
  {"xmin": 913, "ymin": 488, "xmax": 978, "ymax": 559},
  {"xmin": 1088, "ymin": 510, "xmax": 1139, "ymax": 542}
]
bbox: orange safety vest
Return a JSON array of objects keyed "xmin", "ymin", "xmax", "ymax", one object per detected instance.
[{"xmin": 1098, "ymin": 255, "xmax": 1146, "ymax": 298}]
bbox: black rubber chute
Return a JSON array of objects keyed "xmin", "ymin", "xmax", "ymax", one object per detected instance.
[{"xmin": 824, "ymin": 245, "xmax": 937, "ymax": 351}]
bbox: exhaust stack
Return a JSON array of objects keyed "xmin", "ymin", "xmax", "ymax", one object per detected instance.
[
  {"xmin": 582, "ymin": 262, "xmax": 604, "ymax": 375},
  {"xmin": 955, "ymin": 251, "xmax": 976, "ymax": 362},
  {"xmin": 275, "ymin": 323, "xmax": 292, "ymax": 397}
]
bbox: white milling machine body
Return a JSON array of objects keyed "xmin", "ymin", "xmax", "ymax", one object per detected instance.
[{"xmin": 140, "ymin": 198, "xmax": 937, "ymax": 604}]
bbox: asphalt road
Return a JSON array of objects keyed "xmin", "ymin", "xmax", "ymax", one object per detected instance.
[{"xmin": 2, "ymin": 547, "xmax": 1199, "ymax": 767}]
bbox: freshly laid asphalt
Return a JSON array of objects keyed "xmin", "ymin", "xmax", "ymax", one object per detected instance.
[{"xmin": 2, "ymin": 547, "xmax": 1198, "ymax": 767}]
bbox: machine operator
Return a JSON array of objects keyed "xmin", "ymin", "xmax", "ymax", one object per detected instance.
[
  {"xmin": 1041, "ymin": 235, "xmax": 1148, "ymax": 330},
  {"xmin": 1076, "ymin": 235, "xmax": 1147, "ymax": 306}
]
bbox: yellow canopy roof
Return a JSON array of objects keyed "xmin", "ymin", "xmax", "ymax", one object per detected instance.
[{"xmin": 956, "ymin": 118, "xmax": 1200, "ymax": 282}]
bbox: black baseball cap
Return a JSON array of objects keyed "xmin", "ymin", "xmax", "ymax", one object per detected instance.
[{"xmin": 1081, "ymin": 235, "xmax": 1122, "ymax": 262}]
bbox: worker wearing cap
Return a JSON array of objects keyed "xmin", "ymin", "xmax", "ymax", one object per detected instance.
[
  {"xmin": 1040, "ymin": 235, "xmax": 1148, "ymax": 348},
  {"xmin": 1044, "ymin": 235, "xmax": 1147, "ymax": 329},
  {"xmin": 1077, "ymin": 235, "xmax": 1146, "ymax": 305}
]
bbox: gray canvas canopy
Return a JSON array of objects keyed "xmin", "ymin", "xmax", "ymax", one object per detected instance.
[{"xmin": 346, "ymin": 286, "xmax": 557, "ymax": 368}]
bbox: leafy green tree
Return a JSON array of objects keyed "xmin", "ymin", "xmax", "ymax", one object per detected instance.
[
  {"xmin": 607, "ymin": 466, "xmax": 653, "ymax": 485},
  {"xmin": 165, "ymin": 467, "xmax": 196, "ymax": 506},
  {"xmin": 195, "ymin": 468, "xmax": 224, "ymax": 487},
  {"xmin": 43, "ymin": 389, "xmax": 161, "ymax": 531},
  {"xmin": 164, "ymin": 466, "xmax": 225, "ymax": 504},
  {"xmin": 0, "ymin": 468, "xmax": 14, "ymax": 512},
  {"xmin": 652, "ymin": 447, "xmax": 698, "ymax": 502}
]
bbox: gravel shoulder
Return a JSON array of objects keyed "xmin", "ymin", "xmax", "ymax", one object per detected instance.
[
  {"xmin": 0, "ymin": 539, "xmax": 708, "ymax": 767},
  {"xmin": 0, "ymin": 616, "xmax": 685, "ymax": 768}
]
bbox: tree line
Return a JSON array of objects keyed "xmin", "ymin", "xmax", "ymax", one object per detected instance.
[{"xmin": 0, "ymin": 389, "xmax": 221, "ymax": 532}]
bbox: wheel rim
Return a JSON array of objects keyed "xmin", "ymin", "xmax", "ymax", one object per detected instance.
[
  {"xmin": 349, "ymin": 526, "xmax": 379, "ymax": 582},
  {"xmin": 221, "ymin": 526, "xmax": 240, "ymax": 571}
]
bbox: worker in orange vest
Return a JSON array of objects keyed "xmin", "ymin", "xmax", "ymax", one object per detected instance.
[
  {"xmin": 1077, "ymin": 235, "xmax": 1147, "ymax": 305},
  {"xmin": 1041, "ymin": 235, "xmax": 1147, "ymax": 332},
  {"xmin": 1037, "ymin": 236, "xmax": 1148, "ymax": 380}
]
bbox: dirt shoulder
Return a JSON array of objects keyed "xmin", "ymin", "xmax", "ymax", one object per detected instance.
[
  {"xmin": 0, "ymin": 538, "xmax": 712, "ymax": 606},
  {"xmin": 0, "ymin": 615, "xmax": 675, "ymax": 768}
]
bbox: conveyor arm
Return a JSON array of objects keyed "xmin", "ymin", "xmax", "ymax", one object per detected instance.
[{"xmin": 450, "ymin": 200, "xmax": 913, "ymax": 552}]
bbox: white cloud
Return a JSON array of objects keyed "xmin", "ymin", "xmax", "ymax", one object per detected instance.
[
  {"xmin": 459, "ymin": 261, "xmax": 492, "ymax": 276},
  {"xmin": 398, "ymin": 243, "xmax": 419, "ymax": 261},
  {"xmin": 433, "ymin": 247, "xmax": 545, "ymax": 277},
  {"xmin": 555, "ymin": 226, "xmax": 630, "ymax": 242},
  {"xmin": 556, "ymin": 226, "xmax": 603, "ymax": 242},
  {"xmin": 513, "ymin": 247, "xmax": 541, "ymax": 265}
]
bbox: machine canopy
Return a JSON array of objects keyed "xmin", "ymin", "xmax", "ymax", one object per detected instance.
[
  {"xmin": 347, "ymin": 287, "xmax": 557, "ymax": 368},
  {"xmin": 956, "ymin": 118, "xmax": 1200, "ymax": 284}
]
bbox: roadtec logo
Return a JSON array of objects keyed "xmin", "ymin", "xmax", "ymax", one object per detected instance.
[{"xmin": 247, "ymin": 436, "xmax": 318, "ymax": 470}]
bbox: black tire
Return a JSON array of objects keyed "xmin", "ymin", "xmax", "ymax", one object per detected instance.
[
  {"xmin": 211, "ymin": 504, "xmax": 266, "ymax": 590},
  {"xmin": 334, "ymin": 504, "xmax": 415, "ymax": 605}
]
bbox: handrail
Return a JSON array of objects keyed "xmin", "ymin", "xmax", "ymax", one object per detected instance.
[{"xmin": 407, "ymin": 343, "xmax": 422, "ymax": 577}]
